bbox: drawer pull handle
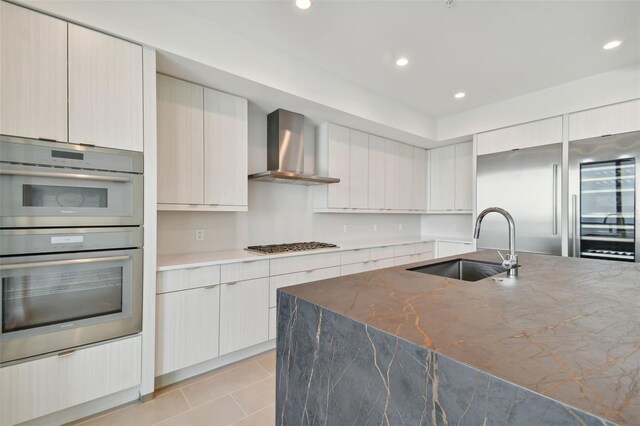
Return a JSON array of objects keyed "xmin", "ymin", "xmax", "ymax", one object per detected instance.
[
  {"xmin": 58, "ymin": 349, "xmax": 76, "ymax": 358},
  {"xmin": 203, "ymin": 284, "xmax": 217, "ymax": 289},
  {"xmin": 226, "ymin": 281, "xmax": 238, "ymax": 286},
  {"xmin": 305, "ymin": 270, "xmax": 314, "ymax": 273}
]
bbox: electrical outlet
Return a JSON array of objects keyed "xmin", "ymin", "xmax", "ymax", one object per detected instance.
[
  {"xmin": 373, "ymin": 224, "xmax": 378, "ymax": 232},
  {"xmin": 195, "ymin": 229, "xmax": 205, "ymax": 242},
  {"xmin": 398, "ymin": 223, "xmax": 403, "ymax": 231},
  {"xmin": 343, "ymin": 224, "xmax": 348, "ymax": 234}
]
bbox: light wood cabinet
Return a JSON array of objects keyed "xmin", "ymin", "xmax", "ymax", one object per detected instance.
[
  {"xmin": 0, "ymin": 2, "xmax": 67, "ymax": 142},
  {"xmin": 368, "ymin": 135, "xmax": 386, "ymax": 209},
  {"xmin": 325, "ymin": 123, "xmax": 351, "ymax": 208},
  {"xmin": 384, "ymin": 140, "xmax": 401, "ymax": 210},
  {"xmin": 0, "ymin": 336, "xmax": 141, "ymax": 426},
  {"xmin": 156, "ymin": 265, "xmax": 220, "ymax": 294},
  {"xmin": 428, "ymin": 145, "xmax": 455, "ymax": 211},
  {"xmin": 454, "ymin": 142, "xmax": 473, "ymax": 211},
  {"xmin": 398, "ymin": 143, "xmax": 414, "ymax": 210},
  {"xmin": 429, "ymin": 142, "xmax": 472, "ymax": 212},
  {"xmin": 219, "ymin": 278, "xmax": 269, "ymax": 355},
  {"xmin": 204, "ymin": 87, "xmax": 248, "ymax": 206},
  {"xmin": 477, "ymin": 116, "xmax": 563, "ymax": 156},
  {"xmin": 157, "ymin": 77, "xmax": 248, "ymax": 211},
  {"xmin": 68, "ymin": 24, "xmax": 143, "ymax": 151},
  {"xmin": 568, "ymin": 99, "xmax": 640, "ymax": 141},
  {"xmin": 349, "ymin": 129, "xmax": 369, "ymax": 209},
  {"xmin": 156, "ymin": 287, "xmax": 219, "ymax": 375},
  {"xmin": 269, "ymin": 266, "xmax": 341, "ymax": 307},
  {"xmin": 436, "ymin": 241, "xmax": 474, "ymax": 258},
  {"xmin": 412, "ymin": 148, "xmax": 428, "ymax": 211},
  {"xmin": 157, "ymin": 75, "xmax": 204, "ymax": 205}
]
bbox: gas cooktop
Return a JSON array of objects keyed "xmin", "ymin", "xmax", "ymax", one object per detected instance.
[{"xmin": 246, "ymin": 242, "xmax": 339, "ymax": 255}]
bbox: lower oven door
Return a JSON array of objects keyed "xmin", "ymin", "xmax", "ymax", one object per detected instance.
[{"xmin": 0, "ymin": 248, "xmax": 142, "ymax": 363}]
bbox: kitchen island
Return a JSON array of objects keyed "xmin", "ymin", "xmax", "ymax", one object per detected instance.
[{"xmin": 276, "ymin": 251, "xmax": 639, "ymax": 425}]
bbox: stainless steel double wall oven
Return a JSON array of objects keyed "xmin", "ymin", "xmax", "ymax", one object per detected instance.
[{"xmin": 0, "ymin": 135, "xmax": 144, "ymax": 364}]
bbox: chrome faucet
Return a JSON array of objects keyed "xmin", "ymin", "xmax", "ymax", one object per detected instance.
[{"xmin": 474, "ymin": 207, "xmax": 518, "ymax": 277}]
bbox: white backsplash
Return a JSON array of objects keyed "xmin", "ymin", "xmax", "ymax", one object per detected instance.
[{"xmin": 421, "ymin": 214, "xmax": 474, "ymax": 239}]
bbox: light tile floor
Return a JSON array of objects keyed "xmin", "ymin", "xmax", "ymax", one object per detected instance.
[{"xmin": 75, "ymin": 350, "xmax": 276, "ymax": 426}]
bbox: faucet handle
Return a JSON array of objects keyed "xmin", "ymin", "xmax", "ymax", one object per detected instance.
[
  {"xmin": 496, "ymin": 250, "xmax": 506, "ymax": 262},
  {"xmin": 497, "ymin": 250, "xmax": 515, "ymax": 269}
]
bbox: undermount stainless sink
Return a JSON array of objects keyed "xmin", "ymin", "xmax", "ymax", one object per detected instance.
[{"xmin": 408, "ymin": 259, "xmax": 509, "ymax": 282}]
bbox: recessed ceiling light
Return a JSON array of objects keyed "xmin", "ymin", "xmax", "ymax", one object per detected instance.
[
  {"xmin": 454, "ymin": 92, "xmax": 466, "ymax": 99},
  {"xmin": 295, "ymin": 0, "xmax": 311, "ymax": 10},
  {"xmin": 603, "ymin": 40, "xmax": 622, "ymax": 50},
  {"xmin": 395, "ymin": 57, "xmax": 409, "ymax": 67}
]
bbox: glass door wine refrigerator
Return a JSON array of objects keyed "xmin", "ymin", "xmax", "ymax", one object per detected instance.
[{"xmin": 569, "ymin": 131, "xmax": 640, "ymax": 262}]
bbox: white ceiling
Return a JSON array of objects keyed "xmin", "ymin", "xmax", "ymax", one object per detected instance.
[{"xmin": 176, "ymin": 0, "xmax": 640, "ymax": 117}]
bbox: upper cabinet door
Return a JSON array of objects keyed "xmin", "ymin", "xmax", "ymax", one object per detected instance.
[
  {"xmin": 412, "ymin": 147, "xmax": 427, "ymax": 211},
  {"xmin": 569, "ymin": 100, "xmax": 640, "ymax": 141},
  {"xmin": 454, "ymin": 142, "xmax": 473, "ymax": 211},
  {"xmin": 203, "ymin": 87, "xmax": 248, "ymax": 206},
  {"xmin": 384, "ymin": 140, "xmax": 400, "ymax": 210},
  {"xmin": 398, "ymin": 143, "xmax": 414, "ymax": 210},
  {"xmin": 477, "ymin": 116, "xmax": 562, "ymax": 156},
  {"xmin": 68, "ymin": 24, "xmax": 143, "ymax": 151},
  {"xmin": 326, "ymin": 123, "xmax": 350, "ymax": 208},
  {"xmin": 0, "ymin": 2, "xmax": 67, "ymax": 141},
  {"xmin": 349, "ymin": 129, "xmax": 368, "ymax": 209},
  {"xmin": 368, "ymin": 135, "xmax": 386, "ymax": 210},
  {"xmin": 429, "ymin": 145, "xmax": 455, "ymax": 211},
  {"xmin": 157, "ymin": 75, "xmax": 204, "ymax": 205}
]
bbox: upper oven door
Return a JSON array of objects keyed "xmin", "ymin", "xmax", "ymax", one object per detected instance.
[{"xmin": 0, "ymin": 163, "xmax": 143, "ymax": 227}]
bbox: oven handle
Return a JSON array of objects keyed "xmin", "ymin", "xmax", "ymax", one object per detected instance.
[
  {"xmin": 0, "ymin": 169, "xmax": 130, "ymax": 183},
  {"xmin": 0, "ymin": 255, "xmax": 131, "ymax": 271}
]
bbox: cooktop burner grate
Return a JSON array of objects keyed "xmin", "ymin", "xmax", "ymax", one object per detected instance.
[{"xmin": 246, "ymin": 241, "xmax": 338, "ymax": 255}]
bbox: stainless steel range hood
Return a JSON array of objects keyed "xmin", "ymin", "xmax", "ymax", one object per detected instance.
[{"xmin": 248, "ymin": 109, "xmax": 340, "ymax": 185}]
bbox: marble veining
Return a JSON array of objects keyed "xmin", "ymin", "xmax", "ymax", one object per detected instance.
[{"xmin": 277, "ymin": 251, "xmax": 640, "ymax": 425}]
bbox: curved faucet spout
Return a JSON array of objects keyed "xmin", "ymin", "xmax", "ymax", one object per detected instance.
[{"xmin": 474, "ymin": 207, "xmax": 518, "ymax": 277}]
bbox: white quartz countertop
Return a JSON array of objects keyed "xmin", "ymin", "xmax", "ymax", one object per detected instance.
[{"xmin": 156, "ymin": 236, "xmax": 473, "ymax": 271}]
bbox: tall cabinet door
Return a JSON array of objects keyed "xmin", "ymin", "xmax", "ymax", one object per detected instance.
[
  {"xmin": 68, "ymin": 24, "xmax": 143, "ymax": 151},
  {"xmin": 157, "ymin": 75, "xmax": 204, "ymax": 205},
  {"xmin": 384, "ymin": 140, "xmax": 400, "ymax": 210},
  {"xmin": 156, "ymin": 287, "xmax": 220, "ymax": 375},
  {"xmin": 203, "ymin": 87, "xmax": 248, "ymax": 206},
  {"xmin": 349, "ymin": 129, "xmax": 369, "ymax": 209},
  {"xmin": 368, "ymin": 135, "xmax": 386, "ymax": 209},
  {"xmin": 412, "ymin": 148, "xmax": 427, "ymax": 211},
  {"xmin": 327, "ymin": 124, "xmax": 351, "ymax": 208},
  {"xmin": 429, "ymin": 145, "xmax": 455, "ymax": 211},
  {"xmin": 219, "ymin": 278, "xmax": 269, "ymax": 355},
  {"xmin": 0, "ymin": 2, "xmax": 67, "ymax": 141},
  {"xmin": 398, "ymin": 143, "xmax": 414, "ymax": 210},
  {"xmin": 454, "ymin": 142, "xmax": 473, "ymax": 211}
]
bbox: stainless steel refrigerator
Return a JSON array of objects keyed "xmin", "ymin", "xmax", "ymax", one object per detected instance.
[
  {"xmin": 569, "ymin": 131, "xmax": 639, "ymax": 262},
  {"xmin": 477, "ymin": 143, "xmax": 562, "ymax": 255}
]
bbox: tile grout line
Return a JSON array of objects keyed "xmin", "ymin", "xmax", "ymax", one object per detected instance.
[
  {"xmin": 229, "ymin": 393, "xmax": 249, "ymax": 417},
  {"xmin": 180, "ymin": 387, "xmax": 194, "ymax": 410}
]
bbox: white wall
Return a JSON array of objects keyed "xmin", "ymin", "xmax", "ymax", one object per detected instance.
[
  {"xmin": 157, "ymin": 103, "xmax": 421, "ymax": 256},
  {"xmin": 421, "ymin": 214, "xmax": 473, "ymax": 240},
  {"xmin": 437, "ymin": 63, "xmax": 640, "ymax": 142}
]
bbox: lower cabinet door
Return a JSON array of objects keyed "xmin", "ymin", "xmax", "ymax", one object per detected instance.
[
  {"xmin": 269, "ymin": 307, "xmax": 277, "ymax": 340},
  {"xmin": 0, "ymin": 336, "xmax": 141, "ymax": 426},
  {"xmin": 220, "ymin": 278, "xmax": 269, "ymax": 355},
  {"xmin": 156, "ymin": 287, "xmax": 220, "ymax": 376}
]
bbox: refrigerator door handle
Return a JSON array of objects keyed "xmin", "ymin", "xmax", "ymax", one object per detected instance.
[
  {"xmin": 572, "ymin": 194, "xmax": 579, "ymax": 257},
  {"xmin": 552, "ymin": 164, "xmax": 558, "ymax": 235}
]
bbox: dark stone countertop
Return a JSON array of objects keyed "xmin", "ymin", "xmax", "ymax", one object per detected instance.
[{"xmin": 280, "ymin": 251, "xmax": 640, "ymax": 425}]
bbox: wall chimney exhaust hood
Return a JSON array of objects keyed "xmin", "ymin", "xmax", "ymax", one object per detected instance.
[{"xmin": 248, "ymin": 109, "xmax": 340, "ymax": 185}]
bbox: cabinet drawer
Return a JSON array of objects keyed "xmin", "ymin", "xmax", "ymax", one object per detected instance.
[
  {"xmin": 0, "ymin": 336, "xmax": 141, "ymax": 426},
  {"xmin": 219, "ymin": 278, "xmax": 269, "ymax": 355},
  {"xmin": 437, "ymin": 241, "xmax": 473, "ymax": 258},
  {"xmin": 270, "ymin": 252, "xmax": 340, "ymax": 276},
  {"xmin": 413, "ymin": 252, "xmax": 434, "ymax": 262},
  {"xmin": 269, "ymin": 307, "xmax": 277, "ymax": 340},
  {"xmin": 341, "ymin": 261, "xmax": 370, "ymax": 276},
  {"xmin": 394, "ymin": 255, "xmax": 414, "ymax": 266},
  {"xmin": 269, "ymin": 266, "xmax": 341, "ymax": 307},
  {"xmin": 370, "ymin": 246, "xmax": 395, "ymax": 261},
  {"xmin": 394, "ymin": 244, "xmax": 414, "ymax": 257},
  {"xmin": 340, "ymin": 248, "xmax": 370, "ymax": 265},
  {"xmin": 414, "ymin": 242, "xmax": 435, "ymax": 254},
  {"xmin": 369, "ymin": 257, "xmax": 395, "ymax": 270},
  {"xmin": 156, "ymin": 265, "xmax": 220, "ymax": 294},
  {"xmin": 156, "ymin": 287, "xmax": 220, "ymax": 376},
  {"xmin": 220, "ymin": 260, "xmax": 269, "ymax": 283}
]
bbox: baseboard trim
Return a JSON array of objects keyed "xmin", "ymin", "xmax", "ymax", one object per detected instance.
[{"xmin": 155, "ymin": 340, "xmax": 276, "ymax": 389}]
